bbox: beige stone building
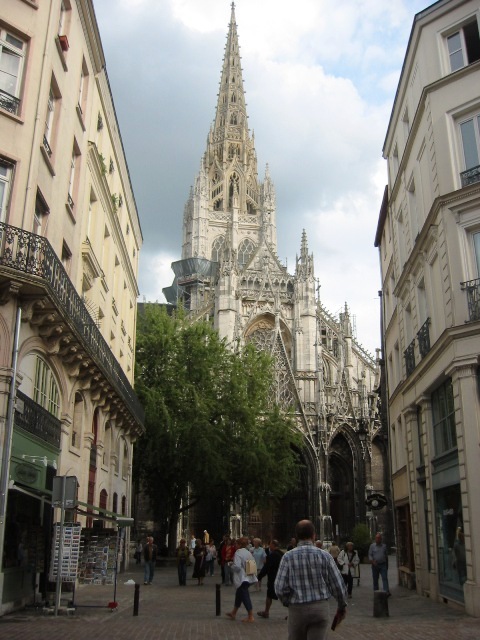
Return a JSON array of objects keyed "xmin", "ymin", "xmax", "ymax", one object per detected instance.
[
  {"xmin": 0, "ymin": 0, "xmax": 143, "ymax": 613},
  {"xmin": 376, "ymin": 0, "xmax": 480, "ymax": 617}
]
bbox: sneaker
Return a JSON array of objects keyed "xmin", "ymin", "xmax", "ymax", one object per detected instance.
[
  {"xmin": 144, "ymin": 582, "xmax": 148, "ymax": 585},
  {"xmin": 257, "ymin": 611, "xmax": 269, "ymax": 618}
]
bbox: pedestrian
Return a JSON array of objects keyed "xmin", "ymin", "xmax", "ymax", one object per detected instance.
[
  {"xmin": 328, "ymin": 541, "xmax": 340, "ymax": 566},
  {"xmin": 368, "ymin": 532, "xmax": 391, "ymax": 595},
  {"xmin": 251, "ymin": 537, "xmax": 266, "ymax": 590},
  {"xmin": 218, "ymin": 533, "xmax": 228, "ymax": 583},
  {"xmin": 175, "ymin": 538, "xmax": 190, "ymax": 586},
  {"xmin": 205, "ymin": 539, "xmax": 217, "ymax": 576},
  {"xmin": 222, "ymin": 536, "xmax": 236, "ymax": 586},
  {"xmin": 225, "ymin": 536, "xmax": 258, "ymax": 623},
  {"xmin": 143, "ymin": 536, "xmax": 158, "ymax": 585},
  {"xmin": 337, "ymin": 541, "xmax": 360, "ymax": 599},
  {"xmin": 275, "ymin": 519, "xmax": 347, "ymax": 639},
  {"xmin": 287, "ymin": 537, "xmax": 297, "ymax": 551},
  {"xmin": 256, "ymin": 539, "xmax": 284, "ymax": 619},
  {"xmin": 315, "ymin": 540, "xmax": 323, "ymax": 549},
  {"xmin": 134, "ymin": 539, "xmax": 143, "ymax": 564},
  {"xmin": 192, "ymin": 538, "xmax": 206, "ymax": 585}
]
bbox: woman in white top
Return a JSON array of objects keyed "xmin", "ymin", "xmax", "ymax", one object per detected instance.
[
  {"xmin": 225, "ymin": 536, "xmax": 258, "ymax": 623},
  {"xmin": 337, "ymin": 541, "xmax": 360, "ymax": 598}
]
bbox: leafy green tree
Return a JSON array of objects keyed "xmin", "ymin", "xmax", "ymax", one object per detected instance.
[{"xmin": 134, "ymin": 304, "xmax": 302, "ymax": 549}]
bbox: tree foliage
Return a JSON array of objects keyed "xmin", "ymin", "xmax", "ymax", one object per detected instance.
[{"xmin": 134, "ymin": 304, "xmax": 302, "ymax": 545}]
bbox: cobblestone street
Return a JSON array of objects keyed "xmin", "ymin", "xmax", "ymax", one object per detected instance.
[{"xmin": 1, "ymin": 557, "xmax": 479, "ymax": 640}]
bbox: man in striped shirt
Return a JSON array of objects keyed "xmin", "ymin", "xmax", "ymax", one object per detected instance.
[{"xmin": 274, "ymin": 520, "xmax": 347, "ymax": 639}]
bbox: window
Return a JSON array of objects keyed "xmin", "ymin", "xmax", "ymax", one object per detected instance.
[
  {"xmin": 77, "ymin": 59, "xmax": 88, "ymax": 120},
  {"xmin": 0, "ymin": 159, "xmax": 13, "ymax": 222},
  {"xmin": 33, "ymin": 189, "xmax": 49, "ymax": 235},
  {"xmin": 473, "ymin": 231, "xmax": 480, "ymax": 276},
  {"xmin": 447, "ymin": 19, "xmax": 480, "ymax": 72},
  {"xmin": 43, "ymin": 78, "xmax": 61, "ymax": 158},
  {"xmin": 0, "ymin": 28, "xmax": 26, "ymax": 115},
  {"xmin": 62, "ymin": 240, "xmax": 72, "ymax": 274},
  {"xmin": 432, "ymin": 379, "xmax": 457, "ymax": 455},
  {"xmin": 460, "ymin": 113, "xmax": 480, "ymax": 174},
  {"xmin": 211, "ymin": 235, "xmax": 225, "ymax": 262},
  {"xmin": 407, "ymin": 177, "xmax": 419, "ymax": 240},
  {"xmin": 67, "ymin": 141, "xmax": 80, "ymax": 212},
  {"xmin": 34, "ymin": 356, "xmax": 60, "ymax": 417},
  {"xmin": 72, "ymin": 392, "xmax": 84, "ymax": 447},
  {"xmin": 238, "ymin": 238, "xmax": 255, "ymax": 266}
]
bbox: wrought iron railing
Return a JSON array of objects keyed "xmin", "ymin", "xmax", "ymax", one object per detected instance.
[
  {"xmin": 417, "ymin": 317, "xmax": 431, "ymax": 359},
  {"xmin": 14, "ymin": 390, "xmax": 61, "ymax": 448},
  {"xmin": 0, "ymin": 222, "xmax": 144, "ymax": 426},
  {"xmin": 460, "ymin": 278, "xmax": 480, "ymax": 322},
  {"xmin": 460, "ymin": 165, "xmax": 480, "ymax": 187},
  {"xmin": 42, "ymin": 135, "xmax": 53, "ymax": 157},
  {"xmin": 0, "ymin": 89, "xmax": 20, "ymax": 115},
  {"xmin": 404, "ymin": 339, "xmax": 416, "ymax": 377}
]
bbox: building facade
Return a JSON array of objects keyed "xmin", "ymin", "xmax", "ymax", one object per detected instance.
[
  {"xmin": 164, "ymin": 4, "xmax": 389, "ymax": 544},
  {"xmin": 376, "ymin": 0, "xmax": 480, "ymax": 617},
  {"xmin": 0, "ymin": 0, "xmax": 143, "ymax": 614}
]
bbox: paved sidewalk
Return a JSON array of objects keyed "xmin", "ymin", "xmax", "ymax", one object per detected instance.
[{"xmin": 0, "ymin": 556, "xmax": 479, "ymax": 639}]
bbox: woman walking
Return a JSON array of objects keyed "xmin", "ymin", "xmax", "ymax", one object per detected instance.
[
  {"xmin": 192, "ymin": 538, "xmax": 206, "ymax": 585},
  {"xmin": 225, "ymin": 536, "xmax": 258, "ymax": 623}
]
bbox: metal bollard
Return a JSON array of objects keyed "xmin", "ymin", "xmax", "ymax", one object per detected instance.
[
  {"xmin": 133, "ymin": 583, "xmax": 140, "ymax": 616},
  {"xmin": 216, "ymin": 583, "xmax": 221, "ymax": 616}
]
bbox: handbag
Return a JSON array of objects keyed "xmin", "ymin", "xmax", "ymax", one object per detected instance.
[{"xmin": 245, "ymin": 557, "xmax": 257, "ymax": 576}]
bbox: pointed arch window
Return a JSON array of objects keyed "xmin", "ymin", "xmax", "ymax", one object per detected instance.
[
  {"xmin": 238, "ymin": 238, "xmax": 256, "ymax": 266},
  {"xmin": 228, "ymin": 144, "xmax": 240, "ymax": 160},
  {"xmin": 122, "ymin": 440, "xmax": 128, "ymax": 478},
  {"xmin": 211, "ymin": 235, "xmax": 225, "ymax": 262},
  {"xmin": 99, "ymin": 489, "xmax": 108, "ymax": 511},
  {"xmin": 230, "ymin": 92, "xmax": 236, "ymax": 103},
  {"xmin": 230, "ymin": 112, "xmax": 237, "ymax": 125}
]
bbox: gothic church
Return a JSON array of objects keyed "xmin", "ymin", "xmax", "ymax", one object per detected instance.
[{"xmin": 163, "ymin": 3, "xmax": 389, "ymax": 543}]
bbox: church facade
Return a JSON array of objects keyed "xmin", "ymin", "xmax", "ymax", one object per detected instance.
[{"xmin": 164, "ymin": 4, "xmax": 389, "ymax": 544}]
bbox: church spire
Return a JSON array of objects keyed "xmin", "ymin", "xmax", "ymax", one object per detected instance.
[{"xmin": 214, "ymin": 4, "xmax": 248, "ymax": 139}]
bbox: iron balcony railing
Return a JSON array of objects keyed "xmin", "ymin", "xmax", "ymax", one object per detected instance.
[
  {"xmin": 0, "ymin": 222, "xmax": 144, "ymax": 427},
  {"xmin": 460, "ymin": 278, "xmax": 480, "ymax": 322},
  {"xmin": 417, "ymin": 317, "xmax": 431, "ymax": 359},
  {"xmin": 0, "ymin": 89, "xmax": 20, "ymax": 115},
  {"xmin": 404, "ymin": 339, "xmax": 416, "ymax": 377},
  {"xmin": 460, "ymin": 165, "xmax": 480, "ymax": 188},
  {"xmin": 14, "ymin": 390, "xmax": 61, "ymax": 448}
]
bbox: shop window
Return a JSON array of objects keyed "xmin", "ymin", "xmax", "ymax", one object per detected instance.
[{"xmin": 434, "ymin": 484, "xmax": 464, "ymax": 601}]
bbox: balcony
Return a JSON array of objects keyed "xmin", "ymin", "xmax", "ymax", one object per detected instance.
[
  {"xmin": 404, "ymin": 339, "xmax": 416, "ymax": 377},
  {"xmin": 0, "ymin": 89, "xmax": 20, "ymax": 116},
  {"xmin": 460, "ymin": 165, "xmax": 480, "ymax": 187},
  {"xmin": 14, "ymin": 390, "xmax": 61, "ymax": 449},
  {"xmin": 0, "ymin": 222, "xmax": 144, "ymax": 429},
  {"xmin": 460, "ymin": 278, "xmax": 480, "ymax": 322},
  {"xmin": 417, "ymin": 317, "xmax": 431, "ymax": 359}
]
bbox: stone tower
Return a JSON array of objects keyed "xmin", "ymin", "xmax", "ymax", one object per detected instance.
[{"xmin": 164, "ymin": 3, "xmax": 389, "ymax": 543}]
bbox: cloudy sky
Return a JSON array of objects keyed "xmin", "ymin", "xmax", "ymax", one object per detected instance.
[{"xmin": 94, "ymin": 0, "xmax": 428, "ymax": 355}]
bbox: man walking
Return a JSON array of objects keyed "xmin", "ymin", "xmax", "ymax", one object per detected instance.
[
  {"xmin": 257, "ymin": 539, "xmax": 284, "ymax": 618},
  {"xmin": 275, "ymin": 520, "xmax": 347, "ymax": 639},
  {"xmin": 143, "ymin": 536, "xmax": 158, "ymax": 585},
  {"xmin": 368, "ymin": 532, "xmax": 390, "ymax": 596}
]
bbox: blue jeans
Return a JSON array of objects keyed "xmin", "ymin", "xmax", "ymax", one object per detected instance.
[
  {"xmin": 206, "ymin": 559, "xmax": 214, "ymax": 576},
  {"xmin": 371, "ymin": 562, "xmax": 389, "ymax": 592},
  {"xmin": 234, "ymin": 581, "xmax": 252, "ymax": 612},
  {"xmin": 144, "ymin": 560, "xmax": 155, "ymax": 584}
]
